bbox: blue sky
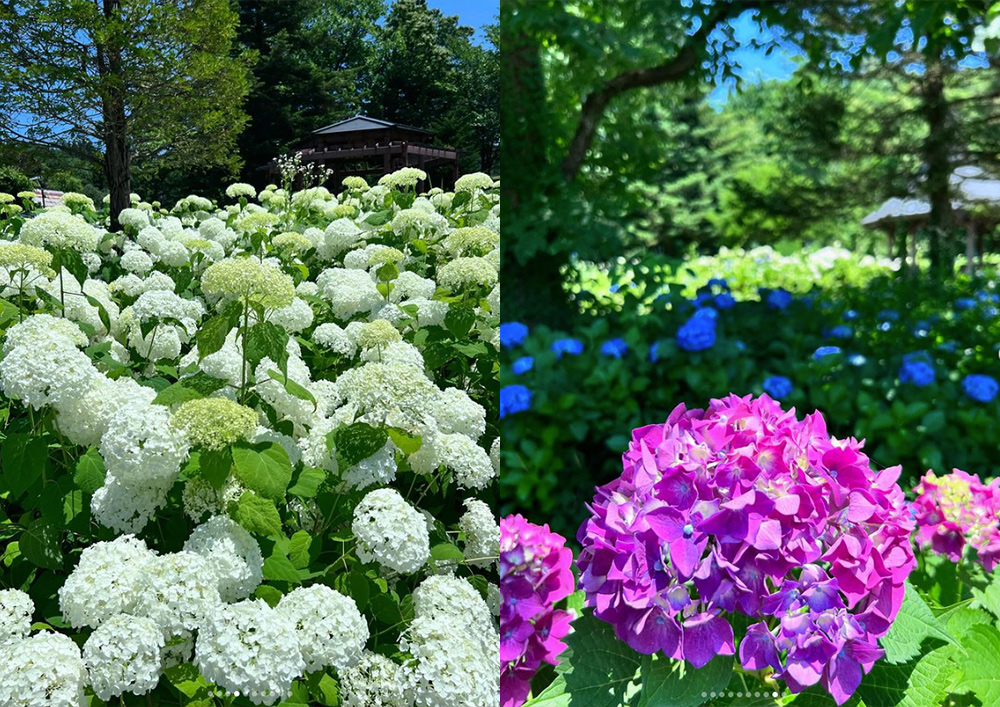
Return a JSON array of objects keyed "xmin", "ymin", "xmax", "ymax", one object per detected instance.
[{"xmin": 424, "ymin": 0, "xmax": 498, "ymax": 44}]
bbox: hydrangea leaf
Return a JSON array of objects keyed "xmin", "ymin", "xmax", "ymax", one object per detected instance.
[
  {"xmin": 287, "ymin": 530, "xmax": 314, "ymax": 570},
  {"xmin": 637, "ymin": 654, "xmax": 732, "ymax": 707},
  {"xmin": 266, "ymin": 368, "xmax": 316, "ymax": 408},
  {"xmin": 445, "ymin": 303, "xmax": 477, "ymax": 338},
  {"xmin": 1, "ymin": 431, "xmax": 49, "ymax": 499},
  {"xmin": 232, "ymin": 491, "xmax": 283, "ymax": 538},
  {"xmin": 263, "ymin": 551, "xmax": 301, "ymax": 585},
  {"xmin": 200, "ymin": 447, "xmax": 233, "ymax": 490},
  {"xmin": 20, "ymin": 519, "xmax": 63, "ymax": 570},
  {"xmin": 335, "ymin": 423, "xmax": 389, "ymax": 468},
  {"xmin": 245, "ymin": 322, "xmax": 290, "ymax": 375},
  {"xmin": 288, "ymin": 467, "xmax": 326, "ymax": 499},
  {"xmin": 524, "ymin": 675, "xmax": 570, "ymax": 706},
  {"xmin": 73, "ymin": 447, "xmax": 106, "ymax": 494},
  {"xmin": 430, "ymin": 542, "xmax": 465, "ymax": 565},
  {"xmin": 196, "ymin": 313, "xmax": 233, "ymax": 361},
  {"xmin": 879, "ymin": 584, "xmax": 955, "ymax": 664},
  {"xmin": 232, "ymin": 442, "xmax": 292, "ymax": 500},
  {"xmin": 333, "ymin": 571, "xmax": 371, "ymax": 613},
  {"xmin": 948, "ymin": 624, "xmax": 1000, "ymax": 702},
  {"xmin": 388, "ymin": 427, "xmax": 422, "ymax": 456},
  {"xmin": 553, "ymin": 614, "xmax": 641, "ymax": 707}
]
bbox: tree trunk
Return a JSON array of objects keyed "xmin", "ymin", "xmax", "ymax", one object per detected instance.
[
  {"xmin": 922, "ymin": 63, "xmax": 953, "ymax": 275},
  {"xmin": 97, "ymin": 0, "xmax": 131, "ymax": 230}
]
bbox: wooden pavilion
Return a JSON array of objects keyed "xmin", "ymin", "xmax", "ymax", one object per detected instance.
[
  {"xmin": 293, "ymin": 116, "xmax": 460, "ymax": 189},
  {"xmin": 861, "ymin": 166, "xmax": 1000, "ymax": 273}
]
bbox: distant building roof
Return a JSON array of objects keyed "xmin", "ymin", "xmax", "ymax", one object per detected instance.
[
  {"xmin": 862, "ymin": 165, "xmax": 1000, "ymax": 228},
  {"xmin": 32, "ymin": 189, "xmax": 64, "ymax": 207},
  {"xmin": 312, "ymin": 115, "xmax": 433, "ymax": 137}
]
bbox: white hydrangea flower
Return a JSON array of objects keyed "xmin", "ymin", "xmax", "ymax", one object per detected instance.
[
  {"xmin": 0, "ymin": 319, "xmax": 98, "ymax": 410},
  {"xmin": 82, "ymin": 614, "xmax": 165, "ymax": 701},
  {"xmin": 432, "ymin": 387, "xmax": 486, "ymax": 440},
  {"xmin": 321, "ymin": 218, "xmax": 364, "ymax": 260},
  {"xmin": 55, "ymin": 374, "xmax": 157, "ymax": 448},
  {"xmin": 19, "ymin": 210, "xmax": 101, "ymax": 252},
  {"xmin": 432, "ymin": 433, "xmax": 495, "ymax": 490},
  {"xmin": 342, "ymin": 439, "xmax": 397, "ymax": 490},
  {"xmin": 100, "ymin": 400, "xmax": 190, "ymax": 485},
  {"xmin": 334, "ymin": 361, "xmax": 438, "ymax": 426},
  {"xmin": 0, "ymin": 589, "xmax": 33, "ymax": 647},
  {"xmin": 0, "ymin": 632, "xmax": 87, "ymax": 707},
  {"xmin": 314, "ymin": 322, "xmax": 358, "ymax": 357},
  {"xmin": 353, "ymin": 488, "xmax": 429, "ymax": 574},
  {"xmin": 118, "ymin": 208, "xmax": 150, "ymax": 231},
  {"xmin": 278, "ymin": 585, "xmax": 369, "ymax": 672},
  {"xmin": 390, "ymin": 271, "xmax": 436, "ymax": 303},
  {"xmin": 316, "ymin": 267, "xmax": 383, "ymax": 320},
  {"xmin": 340, "ymin": 651, "xmax": 413, "ymax": 707},
  {"xmin": 195, "ymin": 599, "xmax": 305, "ymax": 706},
  {"xmin": 121, "ymin": 248, "xmax": 154, "ymax": 275},
  {"xmin": 59, "ymin": 535, "xmax": 156, "ymax": 629},
  {"xmin": 437, "ymin": 256, "xmax": 498, "ymax": 291},
  {"xmin": 91, "ymin": 472, "xmax": 175, "ymax": 534},
  {"xmin": 400, "ymin": 297, "xmax": 449, "ymax": 328},
  {"xmin": 459, "ymin": 499, "xmax": 499, "ymax": 566},
  {"xmin": 136, "ymin": 551, "xmax": 223, "ymax": 636},
  {"xmin": 268, "ymin": 297, "xmax": 314, "ymax": 333},
  {"xmin": 490, "ymin": 437, "xmax": 499, "ymax": 472},
  {"xmin": 183, "ymin": 515, "xmax": 264, "ymax": 602}
]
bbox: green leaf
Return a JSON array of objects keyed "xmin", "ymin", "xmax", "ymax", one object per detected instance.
[
  {"xmin": 880, "ymin": 584, "xmax": 955, "ymax": 664},
  {"xmin": 524, "ymin": 676, "xmax": 570, "ymax": 707},
  {"xmin": 388, "ymin": 427, "xmax": 422, "ymax": 456},
  {"xmin": 73, "ymin": 447, "xmax": 106, "ymax": 494},
  {"xmin": 371, "ymin": 592, "xmax": 404, "ymax": 625},
  {"xmin": 949, "ymin": 624, "xmax": 1000, "ymax": 702},
  {"xmin": 638, "ymin": 654, "xmax": 733, "ymax": 707},
  {"xmin": 197, "ymin": 313, "xmax": 233, "ymax": 361},
  {"xmin": 254, "ymin": 585, "xmax": 284, "ymax": 608},
  {"xmin": 245, "ymin": 322, "xmax": 290, "ymax": 373},
  {"xmin": 52, "ymin": 247, "xmax": 88, "ymax": 286},
  {"xmin": 232, "ymin": 491, "xmax": 283, "ymax": 538},
  {"xmin": 288, "ymin": 467, "xmax": 326, "ymax": 499},
  {"xmin": 153, "ymin": 373, "xmax": 228, "ymax": 405},
  {"xmin": 288, "ymin": 530, "xmax": 313, "ymax": 569},
  {"xmin": 333, "ymin": 570, "xmax": 371, "ymax": 612},
  {"xmin": 2, "ymin": 432, "xmax": 48, "ymax": 499},
  {"xmin": 365, "ymin": 209, "xmax": 392, "ymax": 226},
  {"xmin": 555, "ymin": 614, "xmax": 641, "ymax": 707},
  {"xmin": 200, "ymin": 447, "xmax": 233, "ymax": 489},
  {"xmin": 451, "ymin": 190, "xmax": 472, "ymax": 209},
  {"xmin": 444, "ymin": 302, "xmax": 477, "ymax": 338},
  {"xmin": 263, "ymin": 551, "xmax": 302, "ymax": 584},
  {"xmin": 232, "ymin": 443, "xmax": 293, "ymax": 500},
  {"xmin": 267, "ymin": 369, "xmax": 316, "ymax": 407},
  {"xmin": 335, "ymin": 423, "xmax": 389, "ymax": 468},
  {"xmin": 20, "ymin": 519, "xmax": 63, "ymax": 570},
  {"xmin": 430, "ymin": 542, "xmax": 465, "ymax": 565},
  {"xmin": 83, "ymin": 294, "xmax": 112, "ymax": 333}
]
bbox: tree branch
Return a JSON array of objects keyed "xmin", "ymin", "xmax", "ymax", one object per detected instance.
[{"xmin": 560, "ymin": 2, "xmax": 755, "ymax": 181}]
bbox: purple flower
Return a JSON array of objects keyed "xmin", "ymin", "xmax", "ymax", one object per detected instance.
[{"xmin": 576, "ymin": 395, "xmax": 915, "ymax": 705}]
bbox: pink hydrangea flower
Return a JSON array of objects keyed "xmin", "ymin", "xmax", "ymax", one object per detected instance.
[
  {"xmin": 577, "ymin": 394, "xmax": 916, "ymax": 705},
  {"xmin": 500, "ymin": 514, "xmax": 575, "ymax": 707},
  {"xmin": 912, "ymin": 468, "xmax": 1000, "ymax": 570}
]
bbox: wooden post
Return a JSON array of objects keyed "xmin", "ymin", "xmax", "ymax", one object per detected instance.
[{"xmin": 966, "ymin": 219, "xmax": 977, "ymax": 275}]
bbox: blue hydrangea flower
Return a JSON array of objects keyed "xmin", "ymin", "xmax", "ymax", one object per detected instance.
[
  {"xmin": 714, "ymin": 293, "xmax": 736, "ymax": 309},
  {"xmin": 987, "ymin": 307, "xmax": 999, "ymax": 318},
  {"xmin": 977, "ymin": 290, "xmax": 999, "ymax": 303},
  {"xmin": 499, "ymin": 322, "xmax": 529, "ymax": 349},
  {"xmin": 609, "ymin": 283, "xmax": 621, "ymax": 293},
  {"xmin": 878, "ymin": 309, "xmax": 900, "ymax": 322},
  {"xmin": 511, "ymin": 356, "xmax": 534, "ymax": 375},
  {"xmin": 913, "ymin": 321, "xmax": 931, "ymax": 337},
  {"xmin": 813, "ymin": 346, "xmax": 842, "ymax": 361},
  {"xmin": 765, "ymin": 289, "xmax": 793, "ymax": 310},
  {"xmin": 848, "ymin": 354, "xmax": 867, "ymax": 366},
  {"xmin": 828, "ymin": 325, "xmax": 853, "ymax": 340},
  {"xmin": 762, "ymin": 375, "xmax": 793, "ymax": 399},
  {"xmin": 963, "ymin": 374, "xmax": 999, "ymax": 403},
  {"xmin": 899, "ymin": 353, "xmax": 935, "ymax": 387},
  {"xmin": 499, "ymin": 384, "xmax": 532, "ymax": 418},
  {"xmin": 677, "ymin": 310, "xmax": 717, "ymax": 352},
  {"xmin": 877, "ymin": 321, "xmax": 892, "ymax": 332},
  {"xmin": 955, "ymin": 297, "xmax": 977, "ymax": 311},
  {"xmin": 693, "ymin": 292, "xmax": 714, "ymax": 306},
  {"xmin": 707, "ymin": 278, "xmax": 729, "ymax": 291},
  {"xmin": 843, "ymin": 309, "xmax": 859, "ymax": 321},
  {"xmin": 601, "ymin": 338, "xmax": 628, "ymax": 358},
  {"xmin": 649, "ymin": 342, "xmax": 661, "ymax": 362},
  {"xmin": 551, "ymin": 338, "xmax": 584, "ymax": 359}
]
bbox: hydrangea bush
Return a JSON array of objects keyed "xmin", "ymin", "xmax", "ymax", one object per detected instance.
[
  {"xmin": 515, "ymin": 397, "xmax": 1000, "ymax": 707},
  {"xmin": 0, "ymin": 167, "xmax": 501, "ymax": 706}
]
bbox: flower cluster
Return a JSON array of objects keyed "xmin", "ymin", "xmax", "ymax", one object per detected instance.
[
  {"xmin": 0, "ymin": 168, "xmax": 500, "ymax": 705},
  {"xmin": 499, "ymin": 515, "xmax": 575, "ymax": 707},
  {"xmin": 577, "ymin": 395, "xmax": 916, "ymax": 704},
  {"xmin": 912, "ymin": 469, "xmax": 1000, "ymax": 570},
  {"xmin": 676, "ymin": 308, "xmax": 717, "ymax": 352}
]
